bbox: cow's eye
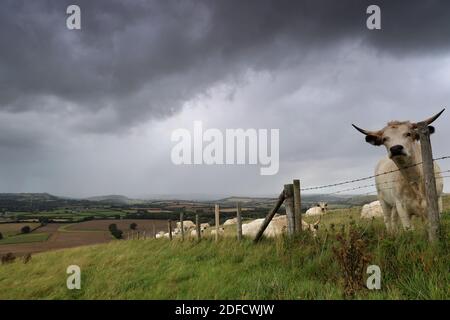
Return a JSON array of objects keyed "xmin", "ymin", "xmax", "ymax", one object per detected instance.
[
  {"xmin": 382, "ymin": 137, "xmax": 388, "ymax": 142},
  {"xmin": 405, "ymin": 132, "xmax": 411, "ymax": 137}
]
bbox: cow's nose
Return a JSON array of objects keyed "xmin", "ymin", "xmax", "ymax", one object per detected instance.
[{"xmin": 390, "ymin": 145, "xmax": 404, "ymax": 156}]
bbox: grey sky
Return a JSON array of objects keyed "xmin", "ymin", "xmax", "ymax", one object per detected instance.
[{"xmin": 1, "ymin": 0, "xmax": 449, "ymax": 198}]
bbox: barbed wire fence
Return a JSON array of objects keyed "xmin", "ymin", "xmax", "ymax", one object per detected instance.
[{"xmin": 253, "ymin": 151, "xmax": 449, "ymax": 243}]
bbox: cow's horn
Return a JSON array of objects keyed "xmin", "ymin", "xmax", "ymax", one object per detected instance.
[
  {"xmin": 352, "ymin": 124, "xmax": 377, "ymax": 136},
  {"xmin": 419, "ymin": 108, "xmax": 445, "ymax": 125}
]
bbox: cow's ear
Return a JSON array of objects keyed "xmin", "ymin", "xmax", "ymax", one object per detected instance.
[{"xmin": 365, "ymin": 134, "xmax": 383, "ymax": 146}]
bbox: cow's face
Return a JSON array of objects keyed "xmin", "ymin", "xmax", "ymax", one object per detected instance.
[
  {"xmin": 352, "ymin": 109, "xmax": 444, "ymax": 165},
  {"xmin": 316, "ymin": 202, "xmax": 328, "ymax": 213},
  {"xmin": 381, "ymin": 122, "xmax": 423, "ymax": 162},
  {"xmin": 365, "ymin": 122, "xmax": 435, "ymax": 165}
]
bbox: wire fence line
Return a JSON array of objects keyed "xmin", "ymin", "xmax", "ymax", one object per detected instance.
[
  {"xmin": 324, "ymin": 169, "xmax": 450, "ymax": 196},
  {"xmin": 300, "ymin": 155, "xmax": 450, "ymax": 192},
  {"xmin": 319, "ymin": 174, "xmax": 450, "ymax": 209}
]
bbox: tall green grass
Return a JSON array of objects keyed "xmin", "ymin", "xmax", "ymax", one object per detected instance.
[{"xmin": 0, "ymin": 211, "xmax": 448, "ymax": 299}]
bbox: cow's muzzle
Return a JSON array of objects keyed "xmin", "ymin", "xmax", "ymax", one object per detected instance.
[{"xmin": 390, "ymin": 145, "xmax": 405, "ymax": 157}]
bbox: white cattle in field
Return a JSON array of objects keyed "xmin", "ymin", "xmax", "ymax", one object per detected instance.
[
  {"xmin": 190, "ymin": 229, "xmax": 203, "ymax": 237},
  {"xmin": 242, "ymin": 215, "xmax": 320, "ymax": 237},
  {"xmin": 155, "ymin": 231, "xmax": 165, "ymax": 239},
  {"xmin": 301, "ymin": 219, "xmax": 321, "ymax": 236},
  {"xmin": 241, "ymin": 218, "xmax": 264, "ymax": 237},
  {"xmin": 361, "ymin": 201, "xmax": 384, "ymax": 219},
  {"xmin": 305, "ymin": 202, "xmax": 328, "ymax": 216},
  {"xmin": 223, "ymin": 218, "xmax": 238, "ymax": 226},
  {"xmin": 177, "ymin": 220, "xmax": 196, "ymax": 231},
  {"xmin": 200, "ymin": 223, "xmax": 210, "ymax": 231},
  {"xmin": 353, "ymin": 109, "xmax": 445, "ymax": 231},
  {"xmin": 210, "ymin": 227, "xmax": 224, "ymax": 236}
]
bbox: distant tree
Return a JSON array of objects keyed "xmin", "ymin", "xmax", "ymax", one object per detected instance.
[
  {"xmin": 108, "ymin": 223, "xmax": 117, "ymax": 232},
  {"xmin": 130, "ymin": 223, "xmax": 137, "ymax": 230},
  {"xmin": 110, "ymin": 228, "xmax": 123, "ymax": 239},
  {"xmin": 39, "ymin": 217, "xmax": 49, "ymax": 226},
  {"xmin": 114, "ymin": 214, "xmax": 121, "ymax": 220},
  {"xmin": 21, "ymin": 226, "xmax": 31, "ymax": 234},
  {"xmin": 1, "ymin": 252, "xmax": 16, "ymax": 265}
]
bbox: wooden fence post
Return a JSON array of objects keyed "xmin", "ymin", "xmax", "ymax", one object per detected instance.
[
  {"xmin": 284, "ymin": 184, "xmax": 295, "ymax": 236},
  {"xmin": 196, "ymin": 214, "xmax": 201, "ymax": 241},
  {"xmin": 143, "ymin": 231, "xmax": 146, "ymax": 240},
  {"xmin": 168, "ymin": 220, "xmax": 173, "ymax": 241},
  {"xmin": 293, "ymin": 179, "xmax": 302, "ymax": 233},
  {"xmin": 236, "ymin": 202, "xmax": 242, "ymax": 241},
  {"xmin": 180, "ymin": 211, "xmax": 185, "ymax": 241},
  {"xmin": 254, "ymin": 191, "xmax": 285, "ymax": 243},
  {"xmin": 153, "ymin": 224, "xmax": 156, "ymax": 239},
  {"xmin": 215, "ymin": 204, "xmax": 220, "ymax": 242},
  {"xmin": 417, "ymin": 122, "xmax": 440, "ymax": 242}
]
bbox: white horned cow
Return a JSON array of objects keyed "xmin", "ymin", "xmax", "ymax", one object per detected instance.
[
  {"xmin": 353, "ymin": 109, "xmax": 445, "ymax": 231},
  {"xmin": 242, "ymin": 215, "xmax": 320, "ymax": 237},
  {"xmin": 176, "ymin": 220, "xmax": 196, "ymax": 231},
  {"xmin": 361, "ymin": 200, "xmax": 384, "ymax": 219},
  {"xmin": 223, "ymin": 217, "xmax": 238, "ymax": 226},
  {"xmin": 305, "ymin": 202, "xmax": 328, "ymax": 216}
]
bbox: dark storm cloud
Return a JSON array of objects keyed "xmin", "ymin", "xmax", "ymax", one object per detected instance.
[{"xmin": 1, "ymin": 0, "xmax": 450, "ymax": 132}]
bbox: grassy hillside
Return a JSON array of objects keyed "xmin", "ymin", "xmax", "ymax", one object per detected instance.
[{"xmin": 0, "ymin": 209, "xmax": 448, "ymax": 299}]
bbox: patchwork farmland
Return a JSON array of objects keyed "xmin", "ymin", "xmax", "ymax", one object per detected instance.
[{"xmin": 0, "ymin": 220, "xmax": 169, "ymax": 256}]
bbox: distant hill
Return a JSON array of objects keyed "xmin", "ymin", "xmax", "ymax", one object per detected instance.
[
  {"xmin": 220, "ymin": 194, "xmax": 378, "ymax": 209},
  {"xmin": 219, "ymin": 196, "xmax": 276, "ymax": 203},
  {"xmin": 86, "ymin": 195, "xmax": 131, "ymax": 204},
  {"xmin": 0, "ymin": 193, "xmax": 59, "ymax": 201}
]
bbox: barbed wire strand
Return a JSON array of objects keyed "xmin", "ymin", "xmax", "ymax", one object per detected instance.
[
  {"xmin": 300, "ymin": 155, "xmax": 450, "ymax": 191},
  {"xmin": 323, "ymin": 174, "xmax": 450, "ymax": 207}
]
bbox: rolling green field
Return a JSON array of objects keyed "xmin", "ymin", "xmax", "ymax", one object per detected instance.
[{"xmin": 0, "ymin": 207, "xmax": 448, "ymax": 300}]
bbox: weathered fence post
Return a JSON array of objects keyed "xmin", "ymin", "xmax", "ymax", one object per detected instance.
[
  {"xmin": 153, "ymin": 224, "xmax": 156, "ymax": 239},
  {"xmin": 215, "ymin": 204, "xmax": 220, "ymax": 242},
  {"xmin": 293, "ymin": 179, "xmax": 302, "ymax": 233},
  {"xmin": 168, "ymin": 220, "xmax": 173, "ymax": 241},
  {"xmin": 196, "ymin": 214, "xmax": 201, "ymax": 241},
  {"xmin": 417, "ymin": 122, "xmax": 440, "ymax": 242},
  {"xmin": 236, "ymin": 202, "xmax": 242, "ymax": 241},
  {"xmin": 284, "ymin": 184, "xmax": 295, "ymax": 236},
  {"xmin": 137, "ymin": 231, "xmax": 140, "ymax": 240},
  {"xmin": 143, "ymin": 231, "xmax": 146, "ymax": 240},
  {"xmin": 254, "ymin": 191, "xmax": 285, "ymax": 243},
  {"xmin": 180, "ymin": 211, "xmax": 185, "ymax": 241}
]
